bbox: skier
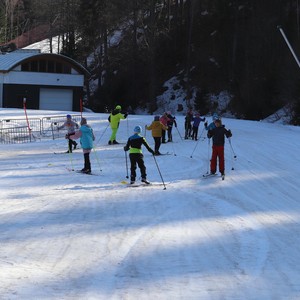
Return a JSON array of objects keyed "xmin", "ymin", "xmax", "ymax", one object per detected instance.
[
  {"xmin": 69, "ymin": 117, "xmax": 95, "ymax": 174},
  {"xmin": 191, "ymin": 113, "xmax": 205, "ymax": 140},
  {"xmin": 207, "ymin": 118, "xmax": 232, "ymax": 176},
  {"xmin": 146, "ymin": 116, "xmax": 168, "ymax": 155},
  {"xmin": 166, "ymin": 111, "xmax": 177, "ymax": 142},
  {"xmin": 124, "ymin": 126, "xmax": 155, "ymax": 184},
  {"xmin": 159, "ymin": 112, "xmax": 170, "ymax": 143},
  {"xmin": 184, "ymin": 108, "xmax": 193, "ymax": 139},
  {"xmin": 108, "ymin": 105, "xmax": 128, "ymax": 145},
  {"xmin": 57, "ymin": 114, "xmax": 79, "ymax": 153}
]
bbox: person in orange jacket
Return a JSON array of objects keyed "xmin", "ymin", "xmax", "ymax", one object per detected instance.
[{"xmin": 146, "ymin": 115, "xmax": 168, "ymax": 155}]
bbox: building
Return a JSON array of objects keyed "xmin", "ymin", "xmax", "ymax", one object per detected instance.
[{"xmin": 0, "ymin": 49, "xmax": 89, "ymax": 111}]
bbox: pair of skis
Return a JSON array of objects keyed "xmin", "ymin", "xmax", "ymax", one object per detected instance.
[{"xmin": 203, "ymin": 173, "xmax": 225, "ymax": 180}]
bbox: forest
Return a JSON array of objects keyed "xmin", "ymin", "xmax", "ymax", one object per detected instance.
[{"xmin": 1, "ymin": 0, "xmax": 300, "ymax": 123}]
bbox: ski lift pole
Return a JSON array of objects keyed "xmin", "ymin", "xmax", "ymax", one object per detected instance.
[
  {"xmin": 80, "ymin": 98, "xmax": 83, "ymax": 118},
  {"xmin": 278, "ymin": 26, "xmax": 300, "ymax": 69}
]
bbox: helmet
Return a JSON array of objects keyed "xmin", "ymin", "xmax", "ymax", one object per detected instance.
[
  {"xmin": 66, "ymin": 114, "xmax": 72, "ymax": 119},
  {"xmin": 115, "ymin": 105, "xmax": 122, "ymax": 110},
  {"xmin": 134, "ymin": 125, "xmax": 142, "ymax": 133},
  {"xmin": 154, "ymin": 115, "xmax": 160, "ymax": 121}
]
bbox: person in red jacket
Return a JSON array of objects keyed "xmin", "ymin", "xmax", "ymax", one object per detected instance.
[{"xmin": 207, "ymin": 119, "xmax": 232, "ymax": 176}]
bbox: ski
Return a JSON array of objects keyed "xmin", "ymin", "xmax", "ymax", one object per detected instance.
[
  {"xmin": 75, "ymin": 170, "xmax": 99, "ymax": 176},
  {"xmin": 202, "ymin": 173, "xmax": 225, "ymax": 180},
  {"xmin": 155, "ymin": 152, "xmax": 172, "ymax": 156},
  {"xmin": 126, "ymin": 183, "xmax": 164, "ymax": 187}
]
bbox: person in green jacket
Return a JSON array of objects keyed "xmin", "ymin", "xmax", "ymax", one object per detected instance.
[{"xmin": 108, "ymin": 105, "xmax": 128, "ymax": 144}]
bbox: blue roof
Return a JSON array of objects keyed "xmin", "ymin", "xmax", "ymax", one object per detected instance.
[{"xmin": 0, "ymin": 49, "xmax": 89, "ymax": 75}]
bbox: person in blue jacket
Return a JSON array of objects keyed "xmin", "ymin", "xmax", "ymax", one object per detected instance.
[
  {"xmin": 124, "ymin": 125, "xmax": 155, "ymax": 184},
  {"xmin": 70, "ymin": 117, "xmax": 95, "ymax": 174}
]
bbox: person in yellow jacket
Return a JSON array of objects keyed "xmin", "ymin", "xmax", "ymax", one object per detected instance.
[
  {"xmin": 146, "ymin": 115, "xmax": 168, "ymax": 155},
  {"xmin": 108, "ymin": 105, "xmax": 128, "ymax": 144}
]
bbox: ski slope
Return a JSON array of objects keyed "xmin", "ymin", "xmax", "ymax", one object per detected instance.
[{"xmin": 1, "ymin": 109, "xmax": 300, "ymax": 300}]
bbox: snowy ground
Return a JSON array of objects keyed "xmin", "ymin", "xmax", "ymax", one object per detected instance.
[{"xmin": 1, "ymin": 108, "xmax": 300, "ymax": 300}]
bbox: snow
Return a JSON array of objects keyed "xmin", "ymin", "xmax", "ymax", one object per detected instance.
[{"xmin": 1, "ymin": 108, "xmax": 300, "ymax": 299}]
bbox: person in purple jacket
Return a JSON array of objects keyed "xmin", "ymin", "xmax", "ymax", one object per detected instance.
[{"xmin": 191, "ymin": 113, "xmax": 206, "ymax": 140}]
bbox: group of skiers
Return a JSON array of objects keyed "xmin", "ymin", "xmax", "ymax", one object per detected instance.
[{"xmin": 58, "ymin": 105, "xmax": 233, "ymax": 183}]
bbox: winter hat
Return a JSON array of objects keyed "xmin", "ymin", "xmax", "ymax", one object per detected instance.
[
  {"xmin": 212, "ymin": 113, "xmax": 219, "ymax": 121},
  {"xmin": 134, "ymin": 125, "xmax": 142, "ymax": 133},
  {"xmin": 154, "ymin": 115, "xmax": 160, "ymax": 121},
  {"xmin": 80, "ymin": 117, "xmax": 87, "ymax": 125},
  {"xmin": 66, "ymin": 114, "xmax": 72, "ymax": 119},
  {"xmin": 115, "ymin": 105, "xmax": 122, "ymax": 110}
]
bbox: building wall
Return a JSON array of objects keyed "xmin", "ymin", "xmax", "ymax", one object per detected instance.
[
  {"xmin": 4, "ymin": 71, "xmax": 84, "ymax": 87},
  {"xmin": 2, "ymin": 84, "xmax": 83, "ymax": 111}
]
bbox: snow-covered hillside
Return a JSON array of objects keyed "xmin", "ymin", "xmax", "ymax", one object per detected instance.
[{"xmin": 1, "ymin": 108, "xmax": 300, "ymax": 299}]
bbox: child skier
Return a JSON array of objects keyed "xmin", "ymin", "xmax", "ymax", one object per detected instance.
[
  {"xmin": 191, "ymin": 113, "xmax": 205, "ymax": 140},
  {"xmin": 207, "ymin": 119, "xmax": 232, "ymax": 176},
  {"xmin": 69, "ymin": 117, "xmax": 95, "ymax": 174},
  {"xmin": 166, "ymin": 111, "xmax": 177, "ymax": 142},
  {"xmin": 146, "ymin": 116, "xmax": 168, "ymax": 155},
  {"xmin": 108, "ymin": 105, "xmax": 128, "ymax": 145},
  {"xmin": 57, "ymin": 114, "xmax": 79, "ymax": 153},
  {"xmin": 184, "ymin": 108, "xmax": 194, "ymax": 139},
  {"xmin": 124, "ymin": 126, "xmax": 155, "ymax": 184}
]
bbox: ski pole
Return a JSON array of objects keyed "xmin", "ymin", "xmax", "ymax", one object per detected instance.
[
  {"xmin": 68, "ymin": 149, "xmax": 74, "ymax": 171},
  {"xmin": 92, "ymin": 147, "xmax": 102, "ymax": 171},
  {"xmin": 125, "ymin": 150, "xmax": 129, "ymax": 179},
  {"xmin": 190, "ymin": 138, "xmax": 200, "ymax": 158},
  {"xmin": 96, "ymin": 123, "xmax": 109, "ymax": 145},
  {"xmin": 206, "ymin": 137, "xmax": 211, "ymax": 175},
  {"xmin": 152, "ymin": 155, "xmax": 167, "ymax": 190},
  {"xmin": 228, "ymin": 138, "xmax": 237, "ymax": 158},
  {"xmin": 175, "ymin": 126, "xmax": 183, "ymax": 141},
  {"xmin": 228, "ymin": 138, "xmax": 236, "ymax": 170}
]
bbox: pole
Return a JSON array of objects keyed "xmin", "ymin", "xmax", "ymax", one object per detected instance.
[
  {"xmin": 23, "ymin": 97, "xmax": 32, "ymax": 142},
  {"xmin": 80, "ymin": 98, "xmax": 83, "ymax": 118},
  {"xmin": 152, "ymin": 155, "xmax": 167, "ymax": 190},
  {"xmin": 175, "ymin": 126, "xmax": 183, "ymax": 141},
  {"xmin": 228, "ymin": 138, "xmax": 237, "ymax": 170},
  {"xmin": 278, "ymin": 26, "xmax": 300, "ymax": 69},
  {"xmin": 96, "ymin": 123, "xmax": 109, "ymax": 145},
  {"xmin": 189, "ymin": 127, "xmax": 205, "ymax": 158},
  {"xmin": 92, "ymin": 147, "xmax": 102, "ymax": 172},
  {"xmin": 125, "ymin": 150, "xmax": 129, "ymax": 179}
]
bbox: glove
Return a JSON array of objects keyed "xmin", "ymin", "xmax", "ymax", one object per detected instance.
[
  {"xmin": 228, "ymin": 129, "xmax": 232, "ymax": 137},
  {"xmin": 204, "ymin": 121, "xmax": 208, "ymax": 127},
  {"xmin": 124, "ymin": 146, "xmax": 129, "ymax": 151},
  {"xmin": 203, "ymin": 117, "xmax": 206, "ymax": 121},
  {"xmin": 124, "ymin": 113, "xmax": 128, "ymax": 118}
]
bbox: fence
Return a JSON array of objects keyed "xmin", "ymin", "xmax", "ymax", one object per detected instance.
[{"xmin": 0, "ymin": 114, "xmax": 82, "ymax": 144}]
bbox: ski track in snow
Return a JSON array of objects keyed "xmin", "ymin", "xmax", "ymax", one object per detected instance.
[{"xmin": 1, "ymin": 111, "xmax": 300, "ymax": 299}]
